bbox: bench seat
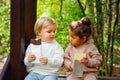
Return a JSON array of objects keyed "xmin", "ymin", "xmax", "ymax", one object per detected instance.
[{"xmin": 58, "ymin": 74, "xmax": 120, "ymax": 80}]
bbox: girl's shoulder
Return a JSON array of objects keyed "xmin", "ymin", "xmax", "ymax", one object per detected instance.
[
  {"xmin": 86, "ymin": 42, "xmax": 95, "ymax": 46},
  {"xmin": 65, "ymin": 43, "xmax": 74, "ymax": 51},
  {"xmin": 85, "ymin": 39, "xmax": 95, "ymax": 46}
]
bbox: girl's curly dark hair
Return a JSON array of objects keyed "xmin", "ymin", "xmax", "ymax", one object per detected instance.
[{"xmin": 69, "ymin": 17, "xmax": 91, "ymax": 40}]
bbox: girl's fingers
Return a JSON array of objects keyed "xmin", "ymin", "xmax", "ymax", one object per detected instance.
[{"xmin": 80, "ymin": 57, "xmax": 88, "ymax": 64}]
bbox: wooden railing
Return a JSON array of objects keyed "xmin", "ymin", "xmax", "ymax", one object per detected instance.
[{"xmin": 58, "ymin": 75, "xmax": 120, "ymax": 80}]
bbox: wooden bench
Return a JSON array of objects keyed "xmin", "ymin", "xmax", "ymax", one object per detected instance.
[
  {"xmin": 58, "ymin": 77, "xmax": 120, "ymax": 80},
  {"xmin": 57, "ymin": 75, "xmax": 120, "ymax": 80},
  {"xmin": 1, "ymin": 55, "xmax": 120, "ymax": 80}
]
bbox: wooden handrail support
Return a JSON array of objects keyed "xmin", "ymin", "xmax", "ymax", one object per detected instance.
[
  {"xmin": 0, "ymin": 55, "xmax": 10, "ymax": 80},
  {"xmin": 58, "ymin": 75, "xmax": 120, "ymax": 80}
]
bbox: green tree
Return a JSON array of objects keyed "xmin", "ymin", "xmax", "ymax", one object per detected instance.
[
  {"xmin": 0, "ymin": 0, "xmax": 10, "ymax": 56},
  {"xmin": 37, "ymin": 0, "xmax": 120, "ymax": 76}
]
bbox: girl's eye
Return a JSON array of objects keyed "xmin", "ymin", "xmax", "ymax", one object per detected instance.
[
  {"xmin": 72, "ymin": 37, "xmax": 75, "ymax": 39},
  {"xmin": 70, "ymin": 36, "xmax": 74, "ymax": 39}
]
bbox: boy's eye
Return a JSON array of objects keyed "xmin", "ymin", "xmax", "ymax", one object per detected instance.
[
  {"xmin": 47, "ymin": 31, "xmax": 51, "ymax": 33},
  {"xmin": 47, "ymin": 30, "xmax": 56, "ymax": 33},
  {"xmin": 53, "ymin": 31, "xmax": 56, "ymax": 33}
]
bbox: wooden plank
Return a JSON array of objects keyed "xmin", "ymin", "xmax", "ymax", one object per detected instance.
[
  {"xmin": 10, "ymin": 0, "xmax": 37, "ymax": 80},
  {"xmin": 98, "ymin": 77, "xmax": 120, "ymax": 80},
  {"xmin": 10, "ymin": 0, "xmax": 24, "ymax": 80},
  {"xmin": 23, "ymin": 0, "xmax": 37, "ymax": 78},
  {"xmin": 24, "ymin": 0, "xmax": 36, "ymax": 47},
  {"xmin": 58, "ymin": 75, "xmax": 120, "ymax": 80}
]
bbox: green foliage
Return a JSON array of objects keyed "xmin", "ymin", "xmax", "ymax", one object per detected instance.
[
  {"xmin": 37, "ymin": 0, "xmax": 83, "ymax": 49},
  {"xmin": 115, "ymin": 27, "xmax": 120, "ymax": 47},
  {"xmin": 37, "ymin": 0, "xmax": 120, "ymax": 76},
  {"xmin": 107, "ymin": 57, "xmax": 119, "ymax": 65},
  {"xmin": 0, "ymin": 0, "xmax": 10, "ymax": 55}
]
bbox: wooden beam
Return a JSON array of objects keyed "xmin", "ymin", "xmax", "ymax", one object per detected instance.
[
  {"xmin": 10, "ymin": 0, "xmax": 36, "ymax": 80},
  {"xmin": 24, "ymin": 0, "xmax": 36, "ymax": 47}
]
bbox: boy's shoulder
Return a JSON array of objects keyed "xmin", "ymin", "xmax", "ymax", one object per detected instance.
[{"xmin": 30, "ymin": 39, "xmax": 41, "ymax": 45}]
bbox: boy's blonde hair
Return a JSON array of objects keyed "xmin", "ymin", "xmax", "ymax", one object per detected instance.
[{"xmin": 34, "ymin": 17, "xmax": 57, "ymax": 35}]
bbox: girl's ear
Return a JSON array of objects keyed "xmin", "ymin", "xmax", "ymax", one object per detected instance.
[{"xmin": 83, "ymin": 36, "xmax": 87, "ymax": 42}]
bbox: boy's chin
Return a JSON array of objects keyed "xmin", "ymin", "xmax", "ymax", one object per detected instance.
[{"xmin": 46, "ymin": 39, "xmax": 54, "ymax": 43}]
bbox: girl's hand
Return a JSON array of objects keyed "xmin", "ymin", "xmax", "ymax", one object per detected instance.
[
  {"xmin": 40, "ymin": 57, "xmax": 48, "ymax": 64},
  {"xmin": 28, "ymin": 54, "xmax": 36, "ymax": 62},
  {"xmin": 80, "ymin": 57, "xmax": 88, "ymax": 65},
  {"xmin": 69, "ymin": 63, "xmax": 74, "ymax": 71}
]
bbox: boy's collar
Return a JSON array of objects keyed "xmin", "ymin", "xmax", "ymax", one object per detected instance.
[{"xmin": 30, "ymin": 39, "xmax": 41, "ymax": 45}]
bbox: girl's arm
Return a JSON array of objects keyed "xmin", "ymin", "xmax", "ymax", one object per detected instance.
[
  {"xmin": 86, "ymin": 44, "xmax": 102, "ymax": 67},
  {"xmin": 64, "ymin": 46, "xmax": 73, "ymax": 71}
]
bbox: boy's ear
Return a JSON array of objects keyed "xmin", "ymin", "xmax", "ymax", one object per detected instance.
[{"xmin": 37, "ymin": 31, "xmax": 41, "ymax": 36}]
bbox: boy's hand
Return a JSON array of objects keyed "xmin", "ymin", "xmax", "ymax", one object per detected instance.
[
  {"xmin": 40, "ymin": 57, "xmax": 48, "ymax": 64},
  {"xmin": 28, "ymin": 54, "xmax": 36, "ymax": 62},
  {"xmin": 80, "ymin": 57, "xmax": 88, "ymax": 65}
]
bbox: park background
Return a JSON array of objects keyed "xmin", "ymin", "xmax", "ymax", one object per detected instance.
[{"xmin": 0, "ymin": 0, "xmax": 120, "ymax": 77}]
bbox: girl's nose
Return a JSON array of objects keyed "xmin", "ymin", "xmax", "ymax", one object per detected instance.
[{"xmin": 70, "ymin": 38, "xmax": 72, "ymax": 42}]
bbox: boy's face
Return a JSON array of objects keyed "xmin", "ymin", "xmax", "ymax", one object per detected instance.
[
  {"xmin": 69, "ymin": 31, "xmax": 86, "ymax": 47},
  {"xmin": 38, "ymin": 24, "xmax": 56, "ymax": 42}
]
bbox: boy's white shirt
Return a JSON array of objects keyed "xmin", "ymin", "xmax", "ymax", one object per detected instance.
[{"xmin": 24, "ymin": 40, "xmax": 64, "ymax": 75}]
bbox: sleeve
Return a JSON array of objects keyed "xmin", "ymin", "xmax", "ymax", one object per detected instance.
[
  {"xmin": 64, "ymin": 45, "xmax": 72, "ymax": 71},
  {"xmin": 86, "ymin": 44, "xmax": 103, "ymax": 67},
  {"xmin": 24, "ymin": 44, "xmax": 33, "ymax": 67},
  {"xmin": 47, "ymin": 44, "xmax": 64, "ymax": 68}
]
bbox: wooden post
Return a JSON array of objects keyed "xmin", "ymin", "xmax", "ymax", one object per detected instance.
[{"xmin": 10, "ymin": 0, "xmax": 36, "ymax": 80}]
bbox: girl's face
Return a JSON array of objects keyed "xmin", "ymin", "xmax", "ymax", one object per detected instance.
[
  {"xmin": 69, "ymin": 31, "xmax": 86, "ymax": 47},
  {"xmin": 38, "ymin": 24, "xmax": 56, "ymax": 43}
]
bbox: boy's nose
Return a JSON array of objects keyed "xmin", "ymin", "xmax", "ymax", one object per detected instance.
[{"xmin": 51, "ymin": 32, "xmax": 55, "ymax": 35}]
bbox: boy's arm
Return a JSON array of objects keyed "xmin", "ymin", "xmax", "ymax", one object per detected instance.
[
  {"xmin": 24, "ymin": 44, "xmax": 33, "ymax": 67},
  {"xmin": 47, "ymin": 44, "xmax": 64, "ymax": 67}
]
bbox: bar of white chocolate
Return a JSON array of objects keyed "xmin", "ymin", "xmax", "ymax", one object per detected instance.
[{"xmin": 74, "ymin": 53, "xmax": 86, "ymax": 60}]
